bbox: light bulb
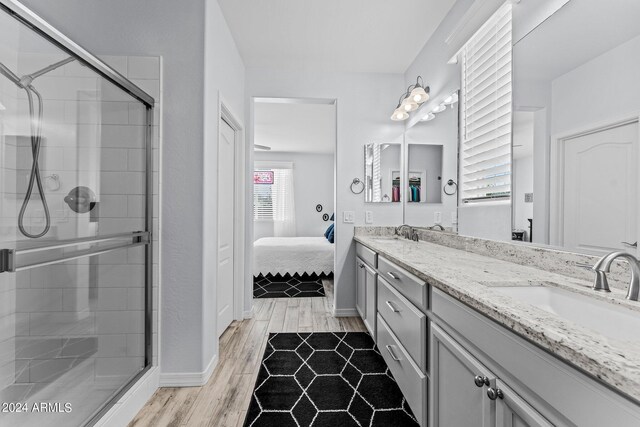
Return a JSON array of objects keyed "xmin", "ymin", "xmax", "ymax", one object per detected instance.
[
  {"xmin": 410, "ymin": 86, "xmax": 429, "ymax": 104},
  {"xmin": 422, "ymin": 112, "xmax": 435, "ymax": 122},
  {"xmin": 401, "ymin": 97, "xmax": 418, "ymax": 112},
  {"xmin": 432, "ymin": 104, "xmax": 446, "ymax": 114},
  {"xmin": 390, "ymin": 107, "xmax": 409, "ymax": 121}
]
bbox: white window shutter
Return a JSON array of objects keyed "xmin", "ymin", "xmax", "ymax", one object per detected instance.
[{"xmin": 460, "ymin": 2, "xmax": 513, "ymax": 202}]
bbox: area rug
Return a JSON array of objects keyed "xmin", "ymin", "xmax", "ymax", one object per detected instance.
[
  {"xmin": 253, "ymin": 273, "xmax": 328, "ymax": 298},
  {"xmin": 243, "ymin": 332, "xmax": 419, "ymax": 427}
]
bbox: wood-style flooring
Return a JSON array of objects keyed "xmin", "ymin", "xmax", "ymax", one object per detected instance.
[{"xmin": 128, "ymin": 280, "xmax": 366, "ymax": 427}]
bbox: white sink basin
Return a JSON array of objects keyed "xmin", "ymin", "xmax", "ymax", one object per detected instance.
[{"xmin": 494, "ymin": 286, "xmax": 640, "ymax": 342}]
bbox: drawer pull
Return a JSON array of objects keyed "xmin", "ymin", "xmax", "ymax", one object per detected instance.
[
  {"xmin": 474, "ymin": 375, "xmax": 489, "ymax": 387},
  {"xmin": 385, "ymin": 345, "xmax": 401, "ymax": 361},
  {"xmin": 385, "ymin": 300, "xmax": 400, "ymax": 313},
  {"xmin": 487, "ymin": 387, "xmax": 504, "ymax": 400},
  {"xmin": 387, "ymin": 271, "xmax": 400, "ymax": 280}
]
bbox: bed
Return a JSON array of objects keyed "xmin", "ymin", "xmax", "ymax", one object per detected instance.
[{"xmin": 253, "ymin": 237, "xmax": 334, "ymax": 276}]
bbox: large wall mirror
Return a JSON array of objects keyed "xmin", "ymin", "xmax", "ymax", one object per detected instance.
[
  {"xmin": 364, "ymin": 142, "xmax": 402, "ymax": 203},
  {"xmin": 512, "ymin": 0, "xmax": 640, "ymax": 256},
  {"xmin": 403, "ymin": 98, "xmax": 459, "ymax": 227}
]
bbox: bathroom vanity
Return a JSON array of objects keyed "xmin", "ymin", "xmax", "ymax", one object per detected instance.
[{"xmin": 354, "ymin": 230, "xmax": 640, "ymax": 427}]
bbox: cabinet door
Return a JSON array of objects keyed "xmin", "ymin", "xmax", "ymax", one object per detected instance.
[
  {"xmin": 356, "ymin": 257, "xmax": 366, "ymax": 319},
  {"xmin": 363, "ymin": 264, "xmax": 377, "ymax": 338},
  {"xmin": 495, "ymin": 379, "xmax": 553, "ymax": 427},
  {"xmin": 431, "ymin": 324, "xmax": 494, "ymax": 427}
]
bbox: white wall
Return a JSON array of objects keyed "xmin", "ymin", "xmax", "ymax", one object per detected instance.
[
  {"xmin": 19, "ymin": 0, "xmax": 246, "ymax": 382},
  {"xmin": 245, "ymin": 70, "xmax": 404, "ymax": 316},
  {"xmin": 253, "ymin": 151, "xmax": 334, "ymax": 240}
]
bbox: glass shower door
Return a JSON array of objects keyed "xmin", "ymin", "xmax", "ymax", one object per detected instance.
[{"xmin": 0, "ymin": 2, "xmax": 153, "ymax": 426}]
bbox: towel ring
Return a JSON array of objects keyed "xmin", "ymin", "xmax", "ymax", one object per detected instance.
[
  {"xmin": 350, "ymin": 178, "xmax": 364, "ymax": 194},
  {"xmin": 443, "ymin": 179, "xmax": 457, "ymax": 196}
]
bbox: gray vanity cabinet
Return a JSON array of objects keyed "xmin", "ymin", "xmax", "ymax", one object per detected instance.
[
  {"xmin": 355, "ymin": 243, "xmax": 378, "ymax": 339},
  {"xmin": 431, "ymin": 324, "xmax": 552, "ymax": 427},
  {"xmin": 495, "ymin": 380, "xmax": 553, "ymax": 427},
  {"xmin": 431, "ymin": 323, "xmax": 495, "ymax": 427}
]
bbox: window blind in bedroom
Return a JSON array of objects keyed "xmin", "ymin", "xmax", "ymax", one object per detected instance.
[{"xmin": 460, "ymin": 2, "xmax": 512, "ymax": 203}]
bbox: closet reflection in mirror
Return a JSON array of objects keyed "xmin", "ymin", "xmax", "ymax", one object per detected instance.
[
  {"xmin": 407, "ymin": 144, "xmax": 443, "ymax": 204},
  {"xmin": 364, "ymin": 142, "xmax": 402, "ymax": 203},
  {"xmin": 512, "ymin": 0, "xmax": 640, "ymax": 255}
]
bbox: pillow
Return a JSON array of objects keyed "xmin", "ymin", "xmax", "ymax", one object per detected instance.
[
  {"xmin": 327, "ymin": 223, "xmax": 335, "ymax": 244},
  {"xmin": 324, "ymin": 223, "xmax": 333, "ymax": 239}
]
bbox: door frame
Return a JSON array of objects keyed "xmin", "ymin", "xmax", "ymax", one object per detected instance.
[
  {"xmin": 549, "ymin": 113, "xmax": 640, "ymax": 248},
  {"xmin": 218, "ymin": 95, "xmax": 245, "ymax": 324}
]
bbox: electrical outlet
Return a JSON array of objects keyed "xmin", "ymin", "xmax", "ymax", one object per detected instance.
[
  {"xmin": 434, "ymin": 212, "xmax": 442, "ymax": 224},
  {"xmin": 343, "ymin": 211, "xmax": 355, "ymax": 223},
  {"xmin": 524, "ymin": 193, "xmax": 534, "ymax": 203},
  {"xmin": 451, "ymin": 211, "xmax": 458, "ymax": 224},
  {"xmin": 365, "ymin": 211, "xmax": 373, "ymax": 224}
]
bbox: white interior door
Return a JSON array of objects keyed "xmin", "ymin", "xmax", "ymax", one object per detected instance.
[
  {"xmin": 562, "ymin": 121, "xmax": 638, "ymax": 255},
  {"xmin": 217, "ymin": 118, "xmax": 235, "ymax": 337}
]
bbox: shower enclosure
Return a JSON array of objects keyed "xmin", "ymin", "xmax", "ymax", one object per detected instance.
[{"xmin": 0, "ymin": 1, "xmax": 153, "ymax": 426}]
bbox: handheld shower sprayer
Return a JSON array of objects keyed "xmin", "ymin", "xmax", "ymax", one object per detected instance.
[{"xmin": 0, "ymin": 57, "xmax": 75, "ymax": 238}]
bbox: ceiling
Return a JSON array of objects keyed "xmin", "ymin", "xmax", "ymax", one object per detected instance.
[
  {"xmin": 254, "ymin": 101, "xmax": 336, "ymax": 154},
  {"xmin": 217, "ymin": 0, "xmax": 456, "ymax": 73},
  {"xmin": 514, "ymin": 0, "xmax": 640, "ymax": 85}
]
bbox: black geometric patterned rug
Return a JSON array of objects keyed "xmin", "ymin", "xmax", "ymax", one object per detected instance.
[
  {"xmin": 253, "ymin": 273, "xmax": 328, "ymax": 298},
  {"xmin": 243, "ymin": 332, "xmax": 419, "ymax": 427}
]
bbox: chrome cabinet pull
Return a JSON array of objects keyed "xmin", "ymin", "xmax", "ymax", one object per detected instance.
[
  {"xmin": 474, "ymin": 375, "xmax": 489, "ymax": 387},
  {"xmin": 387, "ymin": 271, "xmax": 400, "ymax": 280},
  {"xmin": 385, "ymin": 345, "xmax": 401, "ymax": 361},
  {"xmin": 622, "ymin": 241, "xmax": 638, "ymax": 248},
  {"xmin": 385, "ymin": 300, "xmax": 400, "ymax": 313},
  {"xmin": 487, "ymin": 387, "xmax": 504, "ymax": 400}
]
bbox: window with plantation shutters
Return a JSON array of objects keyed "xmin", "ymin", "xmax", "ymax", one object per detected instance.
[{"xmin": 460, "ymin": 2, "xmax": 512, "ymax": 202}]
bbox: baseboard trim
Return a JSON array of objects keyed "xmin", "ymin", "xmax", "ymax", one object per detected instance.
[
  {"xmin": 333, "ymin": 308, "xmax": 359, "ymax": 317},
  {"xmin": 243, "ymin": 307, "xmax": 254, "ymax": 319},
  {"xmin": 159, "ymin": 354, "xmax": 218, "ymax": 387},
  {"xmin": 95, "ymin": 366, "xmax": 159, "ymax": 427}
]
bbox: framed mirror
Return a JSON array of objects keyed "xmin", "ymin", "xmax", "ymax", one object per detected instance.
[
  {"xmin": 364, "ymin": 142, "xmax": 402, "ymax": 203},
  {"xmin": 403, "ymin": 95, "xmax": 459, "ymax": 228},
  {"xmin": 406, "ymin": 144, "xmax": 443, "ymax": 204},
  {"xmin": 512, "ymin": 0, "xmax": 640, "ymax": 255}
]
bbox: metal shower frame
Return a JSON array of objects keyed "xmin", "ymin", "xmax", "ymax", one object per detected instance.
[{"xmin": 0, "ymin": 1, "xmax": 155, "ymax": 425}]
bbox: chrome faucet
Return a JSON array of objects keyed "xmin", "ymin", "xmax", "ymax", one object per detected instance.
[
  {"xmin": 592, "ymin": 251, "xmax": 640, "ymax": 301},
  {"xmin": 394, "ymin": 224, "xmax": 419, "ymax": 241}
]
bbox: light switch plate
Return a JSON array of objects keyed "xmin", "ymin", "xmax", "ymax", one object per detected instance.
[
  {"xmin": 343, "ymin": 211, "xmax": 355, "ymax": 223},
  {"xmin": 365, "ymin": 211, "xmax": 373, "ymax": 224},
  {"xmin": 434, "ymin": 212, "xmax": 442, "ymax": 224}
]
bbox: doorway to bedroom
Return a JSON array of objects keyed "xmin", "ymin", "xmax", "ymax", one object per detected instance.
[{"xmin": 251, "ymin": 97, "xmax": 337, "ymax": 316}]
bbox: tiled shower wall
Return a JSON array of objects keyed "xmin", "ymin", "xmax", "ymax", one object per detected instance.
[{"xmin": 0, "ymin": 54, "xmax": 161, "ymax": 396}]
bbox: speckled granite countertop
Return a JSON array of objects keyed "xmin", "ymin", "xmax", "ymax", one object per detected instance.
[{"xmin": 354, "ymin": 235, "xmax": 640, "ymax": 403}]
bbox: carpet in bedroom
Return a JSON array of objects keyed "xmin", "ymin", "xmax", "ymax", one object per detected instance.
[
  {"xmin": 253, "ymin": 273, "xmax": 329, "ymax": 298},
  {"xmin": 243, "ymin": 332, "xmax": 419, "ymax": 427}
]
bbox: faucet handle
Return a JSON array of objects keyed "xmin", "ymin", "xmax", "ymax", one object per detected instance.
[{"xmin": 593, "ymin": 270, "xmax": 611, "ymax": 292}]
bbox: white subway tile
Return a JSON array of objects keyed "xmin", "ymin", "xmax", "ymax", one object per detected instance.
[
  {"xmin": 16, "ymin": 289, "xmax": 63, "ymax": 313},
  {"xmin": 97, "ymin": 334, "xmax": 127, "ymax": 357}
]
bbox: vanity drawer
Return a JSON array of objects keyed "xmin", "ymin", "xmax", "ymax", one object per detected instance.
[
  {"xmin": 356, "ymin": 243, "xmax": 377, "ymax": 268},
  {"xmin": 377, "ymin": 256, "xmax": 428, "ymax": 311},
  {"xmin": 378, "ymin": 276, "xmax": 427, "ymax": 372},
  {"xmin": 377, "ymin": 314, "xmax": 427, "ymax": 427}
]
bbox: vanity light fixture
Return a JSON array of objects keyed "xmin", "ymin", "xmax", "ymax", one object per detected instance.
[
  {"xmin": 421, "ymin": 112, "xmax": 436, "ymax": 122},
  {"xmin": 444, "ymin": 92, "xmax": 459, "ymax": 105},
  {"xmin": 390, "ymin": 76, "xmax": 430, "ymax": 121},
  {"xmin": 432, "ymin": 103, "xmax": 446, "ymax": 114}
]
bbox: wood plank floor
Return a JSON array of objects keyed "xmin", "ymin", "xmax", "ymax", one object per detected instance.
[{"xmin": 129, "ymin": 280, "xmax": 366, "ymax": 427}]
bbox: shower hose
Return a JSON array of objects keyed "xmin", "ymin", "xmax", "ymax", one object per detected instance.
[{"xmin": 18, "ymin": 85, "xmax": 51, "ymax": 238}]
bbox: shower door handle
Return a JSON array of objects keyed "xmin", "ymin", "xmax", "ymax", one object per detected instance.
[{"xmin": 0, "ymin": 231, "xmax": 150, "ymax": 273}]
